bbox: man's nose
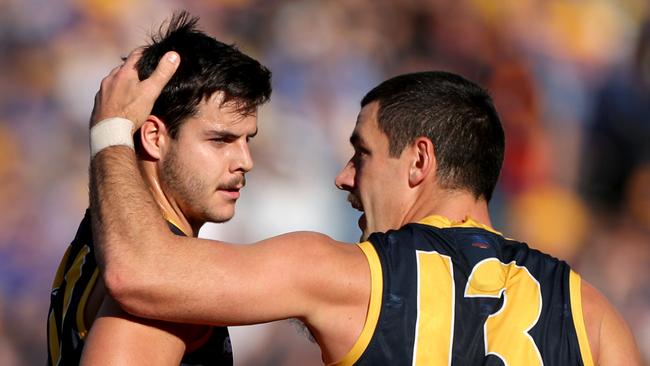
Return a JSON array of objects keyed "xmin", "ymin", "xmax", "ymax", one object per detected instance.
[
  {"xmin": 234, "ymin": 141, "xmax": 254, "ymax": 173},
  {"xmin": 335, "ymin": 160, "xmax": 354, "ymax": 191}
]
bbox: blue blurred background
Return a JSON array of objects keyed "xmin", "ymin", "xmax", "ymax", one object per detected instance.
[{"xmin": 0, "ymin": 0, "xmax": 648, "ymax": 364}]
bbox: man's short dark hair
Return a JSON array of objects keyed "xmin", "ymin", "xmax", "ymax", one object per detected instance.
[
  {"xmin": 361, "ymin": 71, "xmax": 505, "ymax": 202},
  {"xmin": 137, "ymin": 11, "xmax": 272, "ymax": 138}
]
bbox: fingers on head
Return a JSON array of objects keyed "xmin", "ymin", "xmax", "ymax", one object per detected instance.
[
  {"xmin": 122, "ymin": 47, "xmax": 145, "ymax": 70},
  {"xmin": 142, "ymin": 51, "xmax": 180, "ymax": 95},
  {"xmin": 109, "ymin": 64, "xmax": 121, "ymax": 76},
  {"xmin": 104, "ymin": 47, "xmax": 144, "ymax": 86},
  {"xmin": 153, "ymin": 51, "xmax": 180, "ymax": 80},
  {"xmin": 100, "ymin": 63, "xmax": 122, "ymax": 90}
]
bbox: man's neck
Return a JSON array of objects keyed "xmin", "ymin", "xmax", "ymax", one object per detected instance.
[
  {"xmin": 138, "ymin": 162, "xmax": 197, "ymax": 237},
  {"xmin": 404, "ymin": 186, "xmax": 493, "ymax": 229}
]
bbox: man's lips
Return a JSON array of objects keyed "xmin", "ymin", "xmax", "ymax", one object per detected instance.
[
  {"xmin": 347, "ymin": 194, "xmax": 366, "ymax": 231},
  {"xmin": 218, "ymin": 188, "xmax": 240, "ymax": 199},
  {"xmin": 218, "ymin": 176, "xmax": 245, "ymax": 200}
]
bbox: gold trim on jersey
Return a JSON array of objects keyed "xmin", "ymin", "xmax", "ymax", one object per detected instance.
[
  {"xmin": 162, "ymin": 213, "xmax": 191, "ymax": 236},
  {"xmin": 51, "ymin": 244, "xmax": 73, "ymax": 289},
  {"xmin": 570, "ymin": 271, "xmax": 594, "ymax": 366},
  {"xmin": 62, "ymin": 245, "xmax": 91, "ymax": 320},
  {"xmin": 329, "ymin": 241, "xmax": 383, "ymax": 366},
  {"xmin": 76, "ymin": 268, "xmax": 100, "ymax": 338},
  {"xmin": 48, "ymin": 310, "xmax": 61, "ymax": 366},
  {"xmin": 418, "ymin": 215, "xmax": 503, "ymax": 236}
]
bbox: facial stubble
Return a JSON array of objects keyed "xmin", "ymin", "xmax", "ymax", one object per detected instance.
[{"xmin": 161, "ymin": 145, "xmax": 239, "ymax": 224}]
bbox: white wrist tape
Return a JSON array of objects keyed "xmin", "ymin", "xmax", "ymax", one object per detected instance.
[{"xmin": 90, "ymin": 117, "xmax": 135, "ymax": 158}]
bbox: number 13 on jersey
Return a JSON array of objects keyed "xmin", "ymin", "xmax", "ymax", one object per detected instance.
[{"xmin": 413, "ymin": 251, "xmax": 543, "ymax": 365}]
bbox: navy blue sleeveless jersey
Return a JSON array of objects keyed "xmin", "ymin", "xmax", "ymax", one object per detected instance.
[
  {"xmin": 47, "ymin": 210, "xmax": 233, "ymax": 365},
  {"xmin": 332, "ymin": 216, "xmax": 593, "ymax": 366}
]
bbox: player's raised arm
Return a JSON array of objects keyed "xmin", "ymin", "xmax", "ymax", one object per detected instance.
[{"xmin": 89, "ymin": 47, "xmax": 181, "ymax": 301}]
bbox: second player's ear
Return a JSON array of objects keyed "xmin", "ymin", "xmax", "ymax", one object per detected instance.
[
  {"xmin": 138, "ymin": 115, "xmax": 169, "ymax": 160},
  {"xmin": 408, "ymin": 137, "xmax": 435, "ymax": 187}
]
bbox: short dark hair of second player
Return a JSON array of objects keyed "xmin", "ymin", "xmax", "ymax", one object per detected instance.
[
  {"xmin": 361, "ymin": 71, "xmax": 505, "ymax": 202},
  {"xmin": 136, "ymin": 11, "xmax": 272, "ymax": 139}
]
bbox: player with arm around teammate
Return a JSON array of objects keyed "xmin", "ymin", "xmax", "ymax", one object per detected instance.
[{"xmin": 84, "ymin": 49, "xmax": 641, "ymax": 365}]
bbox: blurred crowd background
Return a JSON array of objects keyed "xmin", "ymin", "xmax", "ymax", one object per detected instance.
[{"xmin": 0, "ymin": 0, "xmax": 649, "ymax": 364}]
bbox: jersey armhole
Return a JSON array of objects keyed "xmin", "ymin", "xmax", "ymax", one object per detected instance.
[
  {"xmin": 48, "ymin": 310, "xmax": 61, "ymax": 365},
  {"xmin": 570, "ymin": 270, "xmax": 595, "ymax": 366},
  {"xmin": 328, "ymin": 241, "xmax": 383, "ymax": 366},
  {"xmin": 76, "ymin": 268, "xmax": 100, "ymax": 338}
]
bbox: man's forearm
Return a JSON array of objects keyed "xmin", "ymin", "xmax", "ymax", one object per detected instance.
[
  {"xmin": 87, "ymin": 48, "xmax": 179, "ymax": 303},
  {"xmin": 89, "ymin": 147, "xmax": 168, "ymax": 297}
]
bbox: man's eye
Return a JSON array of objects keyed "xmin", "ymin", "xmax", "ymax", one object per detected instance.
[
  {"xmin": 355, "ymin": 147, "xmax": 369, "ymax": 157},
  {"xmin": 352, "ymin": 150, "xmax": 367, "ymax": 165},
  {"xmin": 211, "ymin": 137, "xmax": 236, "ymax": 144}
]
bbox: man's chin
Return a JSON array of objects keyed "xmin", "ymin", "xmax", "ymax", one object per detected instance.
[
  {"xmin": 205, "ymin": 209, "xmax": 235, "ymax": 224},
  {"xmin": 212, "ymin": 217, "xmax": 233, "ymax": 224}
]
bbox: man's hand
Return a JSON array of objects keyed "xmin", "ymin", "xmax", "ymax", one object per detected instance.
[{"xmin": 90, "ymin": 48, "xmax": 180, "ymax": 131}]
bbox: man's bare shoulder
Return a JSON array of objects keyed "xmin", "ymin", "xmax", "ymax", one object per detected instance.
[
  {"xmin": 255, "ymin": 231, "xmax": 368, "ymax": 299},
  {"xmin": 259, "ymin": 231, "xmax": 371, "ymax": 363},
  {"xmin": 581, "ymin": 279, "xmax": 641, "ymax": 365}
]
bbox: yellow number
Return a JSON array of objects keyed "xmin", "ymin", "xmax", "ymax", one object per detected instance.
[
  {"xmin": 413, "ymin": 251, "xmax": 454, "ymax": 365},
  {"xmin": 413, "ymin": 254, "xmax": 543, "ymax": 365},
  {"xmin": 465, "ymin": 258, "xmax": 543, "ymax": 365}
]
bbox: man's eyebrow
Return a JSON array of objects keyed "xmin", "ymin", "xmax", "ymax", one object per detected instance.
[
  {"xmin": 204, "ymin": 130, "xmax": 242, "ymax": 141},
  {"xmin": 349, "ymin": 133, "xmax": 357, "ymax": 146},
  {"xmin": 350, "ymin": 132, "xmax": 363, "ymax": 147},
  {"xmin": 205, "ymin": 128, "xmax": 258, "ymax": 139}
]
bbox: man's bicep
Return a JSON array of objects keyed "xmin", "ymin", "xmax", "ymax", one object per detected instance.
[
  {"xmin": 220, "ymin": 233, "xmax": 370, "ymax": 324},
  {"xmin": 173, "ymin": 233, "xmax": 337, "ymax": 324},
  {"xmin": 175, "ymin": 232, "xmax": 364, "ymax": 324},
  {"xmin": 81, "ymin": 296, "xmax": 185, "ymax": 366}
]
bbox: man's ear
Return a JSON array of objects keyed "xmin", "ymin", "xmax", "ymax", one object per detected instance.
[
  {"xmin": 137, "ymin": 115, "xmax": 169, "ymax": 160},
  {"xmin": 409, "ymin": 137, "xmax": 435, "ymax": 187}
]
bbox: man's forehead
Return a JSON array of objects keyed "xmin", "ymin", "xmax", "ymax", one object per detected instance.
[
  {"xmin": 193, "ymin": 96, "xmax": 257, "ymax": 129},
  {"xmin": 206, "ymin": 90, "xmax": 227, "ymax": 106},
  {"xmin": 351, "ymin": 102, "xmax": 380, "ymax": 139},
  {"xmin": 357, "ymin": 101, "xmax": 379, "ymax": 124}
]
